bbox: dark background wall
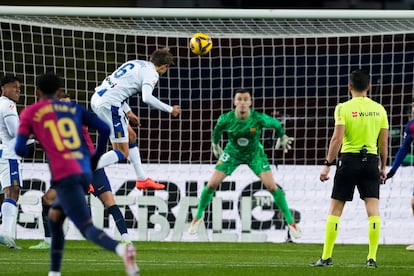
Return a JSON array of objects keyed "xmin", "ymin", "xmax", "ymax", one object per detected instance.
[{"xmin": 0, "ymin": 0, "xmax": 413, "ymax": 9}]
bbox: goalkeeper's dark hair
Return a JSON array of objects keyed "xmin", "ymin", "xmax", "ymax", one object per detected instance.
[
  {"xmin": 234, "ymin": 88, "xmax": 252, "ymax": 98},
  {"xmin": 36, "ymin": 73, "xmax": 63, "ymax": 96},
  {"xmin": 350, "ymin": 69, "xmax": 370, "ymax": 92},
  {"xmin": 150, "ymin": 48, "xmax": 174, "ymax": 66},
  {"xmin": 0, "ymin": 75, "xmax": 21, "ymax": 87}
]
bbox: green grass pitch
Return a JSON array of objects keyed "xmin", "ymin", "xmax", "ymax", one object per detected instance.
[{"xmin": 0, "ymin": 240, "xmax": 412, "ymax": 275}]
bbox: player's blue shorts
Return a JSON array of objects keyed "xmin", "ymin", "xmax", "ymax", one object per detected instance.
[
  {"xmin": 0, "ymin": 159, "xmax": 22, "ymax": 189},
  {"xmin": 91, "ymin": 168, "xmax": 112, "ymax": 197},
  {"xmin": 90, "ymin": 94, "xmax": 128, "ymax": 143},
  {"xmin": 51, "ymin": 173, "xmax": 93, "ymax": 229}
]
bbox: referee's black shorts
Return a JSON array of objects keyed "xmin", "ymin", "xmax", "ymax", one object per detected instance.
[{"xmin": 332, "ymin": 153, "xmax": 380, "ymax": 201}]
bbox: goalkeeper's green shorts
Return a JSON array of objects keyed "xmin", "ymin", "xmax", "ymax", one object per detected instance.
[{"xmin": 215, "ymin": 149, "xmax": 271, "ymax": 176}]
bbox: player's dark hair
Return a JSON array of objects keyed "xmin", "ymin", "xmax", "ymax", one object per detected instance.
[
  {"xmin": 0, "ymin": 75, "xmax": 20, "ymax": 87},
  {"xmin": 404, "ymin": 99, "xmax": 414, "ymax": 119},
  {"xmin": 150, "ymin": 48, "xmax": 174, "ymax": 66},
  {"xmin": 58, "ymin": 92, "xmax": 70, "ymax": 99},
  {"xmin": 234, "ymin": 88, "xmax": 252, "ymax": 97},
  {"xmin": 36, "ymin": 73, "xmax": 63, "ymax": 96},
  {"xmin": 350, "ymin": 69, "xmax": 370, "ymax": 92}
]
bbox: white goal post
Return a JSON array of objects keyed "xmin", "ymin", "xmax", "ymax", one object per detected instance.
[{"xmin": 0, "ymin": 6, "xmax": 414, "ymax": 244}]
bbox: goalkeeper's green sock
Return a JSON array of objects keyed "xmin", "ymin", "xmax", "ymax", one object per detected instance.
[
  {"xmin": 271, "ymin": 188, "xmax": 294, "ymax": 225},
  {"xmin": 195, "ymin": 186, "xmax": 215, "ymax": 219},
  {"xmin": 321, "ymin": 215, "xmax": 340, "ymax": 260},
  {"xmin": 367, "ymin": 216, "xmax": 381, "ymax": 261}
]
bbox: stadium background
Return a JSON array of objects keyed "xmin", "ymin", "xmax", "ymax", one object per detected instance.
[
  {"xmin": 2, "ymin": 24, "xmax": 413, "ymax": 165},
  {"xmin": 0, "ymin": 5, "xmax": 413, "ymax": 244}
]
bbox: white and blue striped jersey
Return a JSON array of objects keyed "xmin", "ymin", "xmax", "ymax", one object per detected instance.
[
  {"xmin": 92, "ymin": 60, "xmax": 172, "ymax": 113},
  {"xmin": 0, "ymin": 96, "xmax": 21, "ymax": 160}
]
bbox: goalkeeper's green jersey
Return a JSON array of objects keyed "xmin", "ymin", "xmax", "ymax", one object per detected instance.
[{"xmin": 212, "ymin": 109, "xmax": 285, "ymax": 158}]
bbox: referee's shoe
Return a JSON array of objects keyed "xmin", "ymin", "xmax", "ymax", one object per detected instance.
[
  {"xmin": 310, "ymin": 258, "xmax": 333, "ymax": 267},
  {"xmin": 366, "ymin": 258, "xmax": 377, "ymax": 268}
]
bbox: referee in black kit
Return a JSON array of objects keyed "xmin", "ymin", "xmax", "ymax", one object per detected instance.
[{"xmin": 311, "ymin": 69, "xmax": 389, "ymax": 268}]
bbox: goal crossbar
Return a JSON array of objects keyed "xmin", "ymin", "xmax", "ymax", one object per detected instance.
[
  {"xmin": 1, "ymin": 6, "xmax": 414, "ymax": 19},
  {"xmin": 1, "ymin": 6, "xmax": 414, "ymax": 38}
]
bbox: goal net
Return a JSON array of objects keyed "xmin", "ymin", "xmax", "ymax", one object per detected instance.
[{"xmin": 1, "ymin": 7, "xmax": 414, "ymax": 243}]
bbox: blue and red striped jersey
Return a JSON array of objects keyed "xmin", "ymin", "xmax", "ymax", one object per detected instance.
[{"xmin": 15, "ymin": 99, "xmax": 109, "ymax": 181}]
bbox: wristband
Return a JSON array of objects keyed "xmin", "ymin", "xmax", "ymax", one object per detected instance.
[{"xmin": 323, "ymin": 159, "xmax": 335, "ymax": 166}]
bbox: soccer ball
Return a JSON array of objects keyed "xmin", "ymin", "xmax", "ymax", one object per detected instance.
[{"xmin": 189, "ymin": 33, "xmax": 213, "ymax": 56}]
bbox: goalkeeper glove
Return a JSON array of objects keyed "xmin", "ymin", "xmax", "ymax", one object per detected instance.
[
  {"xmin": 275, "ymin": 135, "xmax": 294, "ymax": 153},
  {"xmin": 212, "ymin": 143, "xmax": 223, "ymax": 159}
]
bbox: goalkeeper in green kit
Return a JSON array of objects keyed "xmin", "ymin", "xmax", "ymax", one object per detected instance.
[{"xmin": 188, "ymin": 89, "xmax": 301, "ymax": 239}]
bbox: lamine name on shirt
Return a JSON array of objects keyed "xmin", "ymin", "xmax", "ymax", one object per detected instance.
[{"xmin": 34, "ymin": 103, "xmax": 76, "ymax": 122}]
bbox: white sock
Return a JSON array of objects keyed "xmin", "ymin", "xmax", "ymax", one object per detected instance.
[
  {"xmin": 48, "ymin": 272, "xmax": 61, "ymax": 276},
  {"xmin": 97, "ymin": 150, "xmax": 123, "ymax": 169},
  {"xmin": 127, "ymin": 146, "xmax": 146, "ymax": 180},
  {"xmin": 121, "ymin": 233, "xmax": 131, "ymax": 243},
  {"xmin": 115, "ymin": 243, "xmax": 126, "ymax": 257},
  {"xmin": 1, "ymin": 200, "xmax": 17, "ymax": 238}
]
